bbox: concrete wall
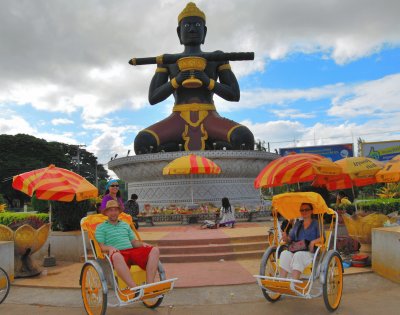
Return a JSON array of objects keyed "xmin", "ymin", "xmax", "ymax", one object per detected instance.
[
  {"xmin": 0, "ymin": 241, "xmax": 14, "ymax": 282},
  {"xmin": 33, "ymin": 231, "xmax": 89, "ymax": 262},
  {"xmin": 372, "ymin": 226, "xmax": 400, "ymax": 284}
]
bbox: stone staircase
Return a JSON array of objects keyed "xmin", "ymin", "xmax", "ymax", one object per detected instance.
[
  {"xmin": 148, "ymin": 235, "xmax": 268, "ymax": 263},
  {"xmin": 82, "ymin": 235, "xmax": 268, "ymax": 263}
]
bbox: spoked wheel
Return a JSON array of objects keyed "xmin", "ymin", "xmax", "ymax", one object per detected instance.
[
  {"xmin": 142, "ymin": 262, "xmax": 166, "ymax": 309},
  {"xmin": 323, "ymin": 250, "xmax": 343, "ymax": 312},
  {"xmin": 259, "ymin": 246, "xmax": 281, "ymax": 302},
  {"xmin": 0, "ymin": 267, "xmax": 10, "ymax": 304},
  {"xmin": 80, "ymin": 262, "xmax": 107, "ymax": 315}
]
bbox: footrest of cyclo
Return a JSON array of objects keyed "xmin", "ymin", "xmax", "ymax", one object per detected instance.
[
  {"xmin": 254, "ymin": 275, "xmax": 309, "ymax": 296},
  {"xmin": 119, "ymin": 278, "xmax": 178, "ymax": 302}
]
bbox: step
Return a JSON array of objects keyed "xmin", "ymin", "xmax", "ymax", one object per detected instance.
[
  {"xmin": 160, "ymin": 250, "xmax": 265, "ymax": 263},
  {"xmin": 159, "ymin": 241, "xmax": 268, "ymax": 255},
  {"xmin": 146, "ymin": 235, "xmax": 267, "ymax": 247}
]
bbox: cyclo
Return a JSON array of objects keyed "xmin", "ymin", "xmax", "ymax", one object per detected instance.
[
  {"xmin": 80, "ymin": 212, "xmax": 177, "ymax": 315},
  {"xmin": 255, "ymin": 192, "xmax": 343, "ymax": 312}
]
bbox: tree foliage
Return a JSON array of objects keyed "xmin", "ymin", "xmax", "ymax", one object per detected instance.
[{"xmin": 0, "ymin": 134, "xmax": 108, "ymax": 207}]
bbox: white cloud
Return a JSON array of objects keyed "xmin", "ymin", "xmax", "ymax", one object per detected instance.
[
  {"xmin": 51, "ymin": 118, "xmax": 74, "ymax": 126},
  {"xmin": 270, "ymin": 109, "xmax": 315, "ymax": 119},
  {"xmin": 0, "ymin": 115, "xmax": 36, "ymax": 135},
  {"xmin": 328, "ymin": 73, "xmax": 400, "ymax": 117}
]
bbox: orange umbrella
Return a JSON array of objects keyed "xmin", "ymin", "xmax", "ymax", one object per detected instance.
[
  {"xmin": 12, "ymin": 164, "xmax": 98, "ymax": 202},
  {"xmin": 162, "ymin": 154, "xmax": 221, "ymax": 175},
  {"xmin": 335, "ymin": 157, "xmax": 383, "ymax": 179},
  {"xmin": 163, "ymin": 154, "xmax": 221, "ymax": 203},
  {"xmin": 254, "ymin": 153, "xmax": 342, "ymax": 189},
  {"xmin": 313, "ymin": 157, "xmax": 383, "ymax": 190},
  {"xmin": 312, "ymin": 173, "xmax": 377, "ymax": 190},
  {"xmin": 376, "ymin": 155, "xmax": 400, "ymax": 183}
]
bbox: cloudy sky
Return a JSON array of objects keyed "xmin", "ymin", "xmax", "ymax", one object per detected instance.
[{"xmin": 1, "ymin": 0, "xmax": 400, "ymax": 169}]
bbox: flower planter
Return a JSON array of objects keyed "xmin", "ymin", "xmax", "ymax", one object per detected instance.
[{"xmin": 0, "ymin": 223, "xmax": 50, "ymax": 278}]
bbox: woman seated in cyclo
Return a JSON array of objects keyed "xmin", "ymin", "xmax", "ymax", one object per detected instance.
[
  {"xmin": 279, "ymin": 203, "xmax": 320, "ymax": 280},
  {"xmin": 95, "ymin": 200, "xmax": 160, "ymax": 287}
]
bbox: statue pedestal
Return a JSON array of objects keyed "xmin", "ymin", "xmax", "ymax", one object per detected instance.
[{"xmin": 109, "ymin": 151, "xmax": 278, "ymax": 208}]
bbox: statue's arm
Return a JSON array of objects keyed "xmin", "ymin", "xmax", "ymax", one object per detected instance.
[
  {"xmin": 193, "ymin": 62, "xmax": 240, "ymax": 102},
  {"xmin": 148, "ymin": 67, "xmax": 174, "ymax": 105},
  {"xmin": 213, "ymin": 63, "xmax": 240, "ymax": 102},
  {"xmin": 148, "ymin": 66, "xmax": 192, "ymax": 105}
]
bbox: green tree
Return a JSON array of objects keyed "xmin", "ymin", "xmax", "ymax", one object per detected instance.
[
  {"xmin": 0, "ymin": 134, "xmax": 108, "ymax": 207},
  {"xmin": 255, "ymin": 139, "xmax": 268, "ymax": 152}
]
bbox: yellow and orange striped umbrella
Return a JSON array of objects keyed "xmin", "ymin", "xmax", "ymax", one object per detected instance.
[
  {"xmin": 376, "ymin": 155, "xmax": 400, "ymax": 183},
  {"xmin": 254, "ymin": 153, "xmax": 342, "ymax": 189},
  {"xmin": 162, "ymin": 154, "xmax": 221, "ymax": 175},
  {"xmin": 12, "ymin": 164, "xmax": 98, "ymax": 202}
]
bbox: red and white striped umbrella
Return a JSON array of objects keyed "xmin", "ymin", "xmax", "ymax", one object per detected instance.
[{"xmin": 12, "ymin": 164, "xmax": 98, "ymax": 202}]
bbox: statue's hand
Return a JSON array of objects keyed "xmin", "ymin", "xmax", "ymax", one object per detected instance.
[
  {"xmin": 192, "ymin": 70, "xmax": 210, "ymax": 86},
  {"xmin": 174, "ymin": 71, "xmax": 191, "ymax": 85}
]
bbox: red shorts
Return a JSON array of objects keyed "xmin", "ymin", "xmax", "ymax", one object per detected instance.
[{"xmin": 111, "ymin": 246, "xmax": 153, "ymax": 270}]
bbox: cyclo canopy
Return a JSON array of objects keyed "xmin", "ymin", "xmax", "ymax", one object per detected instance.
[{"xmin": 272, "ymin": 192, "xmax": 335, "ymax": 220}]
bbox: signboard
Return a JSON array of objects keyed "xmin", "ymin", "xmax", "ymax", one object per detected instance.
[
  {"xmin": 279, "ymin": 143, "xmax": 354, "ymax": 161},
  {"xmin": 361, "ymin": 140, "xmax": 400, "ymax": 161}
]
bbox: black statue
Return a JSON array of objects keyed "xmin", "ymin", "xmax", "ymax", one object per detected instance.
[{"xmin": 132, "ymin": 2, "xmax": 255, "ymax": 154}]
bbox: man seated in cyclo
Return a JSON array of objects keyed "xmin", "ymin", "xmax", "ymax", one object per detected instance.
[
  {"xmin": 95, "ymin": 200, "xmax": 160, "ymax": 287},
  {"xmin": 279, "ymin": 203, "xmax": 321, "ymax": 280}
]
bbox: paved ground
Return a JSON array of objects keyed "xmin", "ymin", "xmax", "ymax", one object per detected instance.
[
  {"xmin": 14, "ymin": 222, "xmax": 369, "ymax": 289},
  {"xmin": 3, "ymin": 222, "xmax": 397, "ymax": 314},
  {"xmin": 2, "ymin": 273, "xmax": 400, "ymax": 314}
]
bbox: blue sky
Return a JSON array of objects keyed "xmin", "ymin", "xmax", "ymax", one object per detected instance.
[{"xmin": 1, "ymin": 0, "xmax": 400, "ymax": 172}]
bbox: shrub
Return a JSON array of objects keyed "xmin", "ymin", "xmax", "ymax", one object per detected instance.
[
  {"xmin": 336, "ymin": 198, "xmax": 400, "ymax": 216},
  {"xmin": 52, "ymin": 199, "xmax": 96, "ymax": 231},
  {"xmin": 0, "ymin": 212, "xmax": 49, "ymax": 230}
]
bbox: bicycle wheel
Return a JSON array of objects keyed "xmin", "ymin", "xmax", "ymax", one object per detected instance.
[
  {"xmin": 259, "ymin": 247, "xmax": 281, "ymax": 302},
  {"xmin": 0, "ymin": 267, "xmax": 10, "ymax": 304},
  {"xmin": 322, "ymin": 250, "xmax": 343, "ymax": 312},
  {"xmin": 142, "ymin": 262, "xmax": 166, "ymax": 309},
  {"xmin": 80, "ymin": 261, "xmax": 107, "ymax": 315}
]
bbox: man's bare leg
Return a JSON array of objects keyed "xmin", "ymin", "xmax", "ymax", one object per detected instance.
[
  {"xmin": 112, "ymin": 253, "xmax": 136, "ymax": 288},
  {"xmin": 146, "ymin": 247, "xmax": 160, "ymax": 284}
]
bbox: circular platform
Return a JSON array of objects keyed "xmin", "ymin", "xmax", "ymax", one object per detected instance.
[{"xmin": 108, "ymin": 150, "xmax": 278, "ymax": 207}]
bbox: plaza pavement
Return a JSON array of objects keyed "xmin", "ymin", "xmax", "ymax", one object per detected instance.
[
  {"xmin": 11, "ymin": 221, "xmax": 370, "ymax": 289},
  {"xmin": 2, "ymin": 221, "xmax": 390, "ymax": 315}
]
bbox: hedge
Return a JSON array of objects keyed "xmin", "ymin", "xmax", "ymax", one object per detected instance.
[
  {"xmin": 336, "ymin": 198, "xmax": 400, "ymax": 215},
  {"xmin": 0, "ymin": 212, "xmax": 49, "ymax": 230}
]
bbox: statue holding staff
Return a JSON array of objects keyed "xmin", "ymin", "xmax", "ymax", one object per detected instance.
[{"xmin": 132, "ymin": 2, "xmax": 255, "ymax": 154}]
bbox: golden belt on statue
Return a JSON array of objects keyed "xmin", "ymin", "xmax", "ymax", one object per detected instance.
[{"xmin": 173, "ymin": 103, "xmax": 216, "ymax": 127}]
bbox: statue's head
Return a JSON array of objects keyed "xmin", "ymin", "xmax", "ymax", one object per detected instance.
[{"xmin": 177, "ymin": 2, "xmax": 207, "ymax": 46}]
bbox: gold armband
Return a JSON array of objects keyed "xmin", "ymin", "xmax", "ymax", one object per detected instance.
[
  {"xmin": 207, "ymin": 79, "xmax": 215, "ymax": 91},
  {"xmin": 217, "ymin": 64, "xmax": 231, "ymax": 72},
  {"xmin": 155, "ymin": 67, "xmax": 168, "ymax": 73},
  {"xmin": 171, "ymin": 78, "xmax": 180, "ymax": 89}
]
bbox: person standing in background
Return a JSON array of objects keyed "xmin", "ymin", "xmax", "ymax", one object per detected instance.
[
  {"xmin": 100, "ymin": 179, "xmax": 125, "ymax": 212},
  {"xmin": 125, "ymin": 193, "xmax": 140, "ymax": 229}
]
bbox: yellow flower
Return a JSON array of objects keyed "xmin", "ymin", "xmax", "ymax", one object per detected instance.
[{"xmin": 0, "ymin": 204, "xmax": 6, "ymax": 213}]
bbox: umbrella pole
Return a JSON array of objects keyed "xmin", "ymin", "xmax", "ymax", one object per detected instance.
[
  {"xmin": 48, "ymin": 201, "xmax": 52, "ymax": 231},
  {"xmin": 351, "ymin": 184, "xmax": 358, "ymax": 212},
  {"xmin": 191, "ymin": 174, "xmax": 194, "ymax": 205}
]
